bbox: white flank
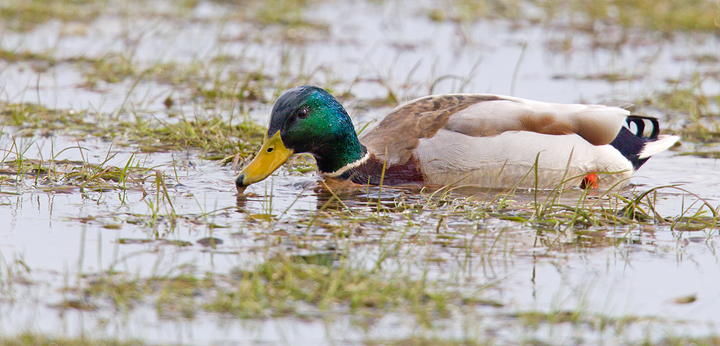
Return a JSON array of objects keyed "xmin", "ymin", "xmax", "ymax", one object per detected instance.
[
  {"xmin": 414, "ymin": 130, "xmax": 635, "ymax": 189},
  {"xmin": 322, "ymin": 152, "xmax": 371, "ymax": 178},
  {"xmin": 638, "ymin": 135, "xmax": 680, "ymax": 159}
]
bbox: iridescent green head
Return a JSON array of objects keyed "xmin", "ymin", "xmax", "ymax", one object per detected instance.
[{"xmin": 236, "ymin": 86, "xmax": 367, "ymax": 189}]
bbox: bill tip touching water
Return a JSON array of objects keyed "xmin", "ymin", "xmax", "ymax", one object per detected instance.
[{"xmin": 236, "ymin": 85, "xmax": 680, "ymax": 193}]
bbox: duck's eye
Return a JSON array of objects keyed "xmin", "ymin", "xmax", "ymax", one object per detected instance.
[{"xmin": 297, "ymin": 107, "xmax": 309, "ymax": 119}]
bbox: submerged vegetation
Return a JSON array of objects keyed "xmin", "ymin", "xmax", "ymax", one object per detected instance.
[
  {"xmin": 0, "ymin": 333, "xmax": 141, "ymax": 346},
  {"xmin": 0, "ymin": 0, "xmax": 106, "ymax": 32},
  {"xmin": 0, "ymin": 102, "xmax": 265, "ymax": 159},
  {"xmin": 430, "ymin": 0, "xmax": 720, "ymax": 34},
  {"xmin": 62, "ymin": 255, "xmax": 463, "ymax": 323}
]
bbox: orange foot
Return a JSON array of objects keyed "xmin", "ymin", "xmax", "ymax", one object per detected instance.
[{"xmin": 581, "ymin": 173, "xmax": 598, "ymax": 189}]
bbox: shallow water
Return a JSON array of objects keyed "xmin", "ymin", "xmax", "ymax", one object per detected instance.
[
  {"xmin": 1, "ymin": 136, "xmax": 718, "ymax": 345},
  {"xmin": 1, "ymin": 0, "xmax": 720, "ymax": 345}
]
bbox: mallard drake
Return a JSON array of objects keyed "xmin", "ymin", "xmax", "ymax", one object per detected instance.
[{"xmin": 236, "ymin": 86, "xmax": 679, "ymax": 191}]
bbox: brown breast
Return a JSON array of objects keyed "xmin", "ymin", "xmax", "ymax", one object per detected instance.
[{"xmin": 343, "ymin": 153, "xmax": 425, "ymax": 185}]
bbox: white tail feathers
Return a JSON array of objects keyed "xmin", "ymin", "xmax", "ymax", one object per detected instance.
[{"xmin": 638, "ymin": 135, "xmax": 680, "ymax": 159}]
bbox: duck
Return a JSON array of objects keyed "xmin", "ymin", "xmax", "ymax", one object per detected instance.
[{"xmin": 235, "ymin": 85, "xmax": 679, "ymax": 191}]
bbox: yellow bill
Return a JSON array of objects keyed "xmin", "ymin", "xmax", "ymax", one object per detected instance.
[{"xmin": 236, "ymin": 131, "xmax": 294, "ymax": 190}]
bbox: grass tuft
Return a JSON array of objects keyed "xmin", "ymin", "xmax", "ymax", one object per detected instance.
[{"xmin": 0, "ymin": 333, "xmax": 141, "ymax": 346}]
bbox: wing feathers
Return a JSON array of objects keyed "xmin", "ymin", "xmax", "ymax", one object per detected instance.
[
  {"xmin": 444, "ymin": 98, "xmax": 629, "ymax": 145},
  {"xmin": 360, "ymin": 94, "xmax": 502, "ymax": 165},
  {"xmin": 361, "ymin": 94, "xmax": 631, "ymax": 165}
]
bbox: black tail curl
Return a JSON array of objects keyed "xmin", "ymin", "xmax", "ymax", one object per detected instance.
[{"xmin": 609, "ymin": 115, "xmax": 660, "ymax": 170}]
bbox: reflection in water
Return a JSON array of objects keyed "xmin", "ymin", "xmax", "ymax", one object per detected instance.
[{"xmin": 235, "ymin": 193, "xmax": 248, "ymax": 211}]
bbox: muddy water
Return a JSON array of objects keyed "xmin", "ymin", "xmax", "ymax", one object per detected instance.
[{"xmin": 1, "ymin": 0, "xmax": 720, "ymax": 345}]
